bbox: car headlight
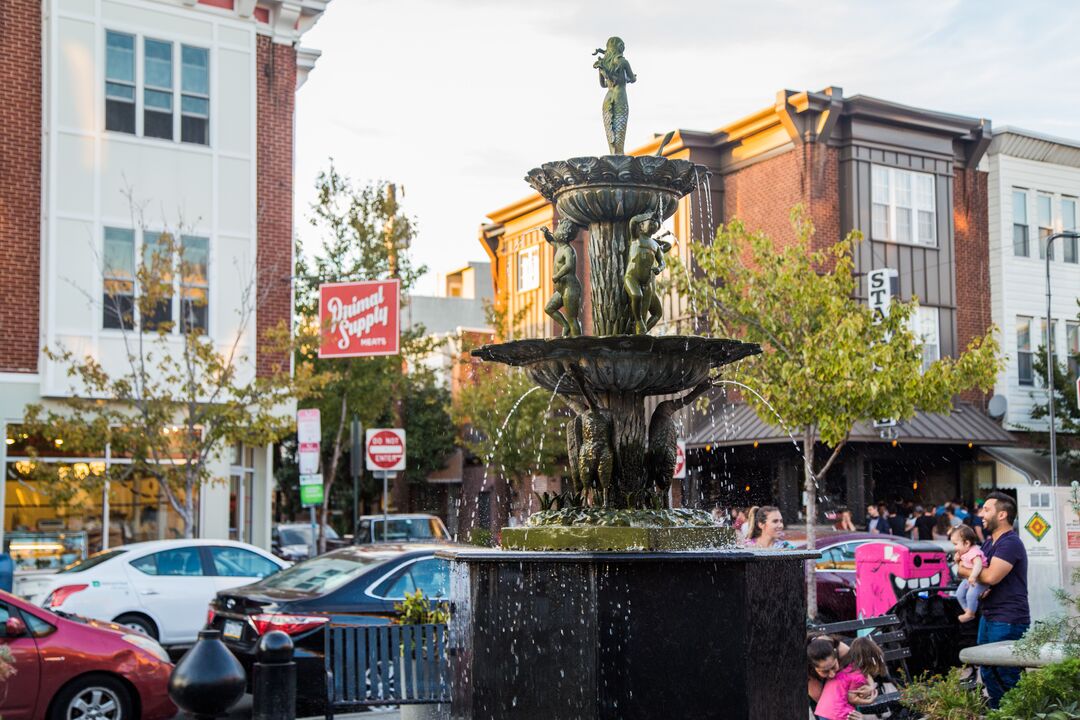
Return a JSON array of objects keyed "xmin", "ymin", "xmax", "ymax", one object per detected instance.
[{"xmin": 121, "ymin": 633, "xmax": 171, "ymax": 663}]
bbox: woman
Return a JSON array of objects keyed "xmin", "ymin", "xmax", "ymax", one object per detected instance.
[
  {"xmin": 807, "ymin": 634, "xmax": 872, "ymax": 720},
  {"xmin": 745, "ymin": 505, "xmax": 793, "ymax": 549},
  {"xmin": 932, "ymin": 511, "xmax": 953, "ymax": 541},
  {"xmin": 832, "ymin": 508, "xmax": 856, "ymax": 532}
]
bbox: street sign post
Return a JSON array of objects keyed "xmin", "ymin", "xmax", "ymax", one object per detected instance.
[
  {"xmin": 366, "ymin": 429, "xmax": 405, "ymax": 539},
  {"xmin": 300, "ymin": 474, "xmax": 324, "ymax": 506},
  {"xmin": 297, "ymin": 409, "xmax": 322, "ymax": 557}
]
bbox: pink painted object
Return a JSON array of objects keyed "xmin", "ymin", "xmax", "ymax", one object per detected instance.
[{"xmin": 855, "ymin": 540, "xmax": 950, "ymax": 618}]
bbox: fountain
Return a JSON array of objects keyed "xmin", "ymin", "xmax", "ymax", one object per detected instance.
[{"xmin": 438, "ymin": 38, "xmax": 815, "ymax": 719}]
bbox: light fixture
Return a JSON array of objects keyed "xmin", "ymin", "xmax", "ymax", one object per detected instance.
[
  {"xmin": 753, "ymin": 441, "xmax": 759, "ymax": 448},
  {"xmin": 891, "ymin": 440, "xmax": 898, "ymax": 447},
  {"xmin": 967, "ymin": 442, "xmax": 973, "ymax": 449},
  {"xmin": 54, "ymin": 438, "xmax": 64, "ymax": 447},
  {"xmin": 744, "ymin": 485, "xmax": 750, "ymax": 492},
  {"xmin": 912, "ymin": 482, "xmax": 918, "ymax": 490},
  {"xmin": 5, "ymin": 437, "xmax": 13, "ymax": 445}
]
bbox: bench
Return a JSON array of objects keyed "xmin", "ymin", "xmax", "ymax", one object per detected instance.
[
  {"xmin": 809, "ymin": 614, "xmax": 912, "ymax": 716},
  {"xmin": 323, "ymin": 623, "xmax": 450, "ymax": 720}
]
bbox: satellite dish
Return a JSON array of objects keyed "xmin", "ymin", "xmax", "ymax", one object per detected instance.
[{"xmin": 988, "ymin": 394, "xmax": 1008, "ymax": 420}]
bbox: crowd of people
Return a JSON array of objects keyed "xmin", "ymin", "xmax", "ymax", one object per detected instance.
[{"xmin": 860, "ymin": 497, "xmax": 986, "ymax": 543}]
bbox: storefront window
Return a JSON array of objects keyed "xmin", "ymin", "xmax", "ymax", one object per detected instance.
[{"xmin": 229, "ymin": 444, "xmax": 255, "ymax": 543}]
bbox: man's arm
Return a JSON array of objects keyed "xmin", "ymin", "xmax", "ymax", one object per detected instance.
[{"xmin": 977, "ymin": 556, "xmax": 1015, "ymax": 586}]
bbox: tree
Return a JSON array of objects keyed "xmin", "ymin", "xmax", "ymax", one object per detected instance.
[
  {"xmin": 22, "ymin": 214, "xmax": 311, "ymax": 539},
  {"xmin": 294, "ymin": 163, "xmax": 454, "ymax": 550},
  {"xmin": 675, "ymin": 208, "xmax": 1001, "ymax": 617},
  {"xmin": 1027, "ymin": 320, "xmax": 1080, "ymax": 470}
]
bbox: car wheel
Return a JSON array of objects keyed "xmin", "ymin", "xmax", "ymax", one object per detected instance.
[
  {"xmin": 50, "ymin": 674, "xmax": 133, "ymax": 720},
  {"xmin": 113, "ymin": 613, "xmax": 158, "ymax": 640}
]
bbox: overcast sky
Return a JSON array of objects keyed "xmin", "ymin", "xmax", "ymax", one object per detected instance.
[{"xmin": 294, "ymin": 0, "xmax": 1080, "ymax": 295}]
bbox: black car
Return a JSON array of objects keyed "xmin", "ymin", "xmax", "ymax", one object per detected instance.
[
  {"xmin": 207, "ymin": 542, "xmax": 462, "ymax": 713},
  {"xmin": 270, "ymin": 523, "xmax": 349, "ymax": 561}
]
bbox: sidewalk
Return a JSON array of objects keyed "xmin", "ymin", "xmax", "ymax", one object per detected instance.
[{"xmin": 176, "ymin": 695, "xmax": 402, "ymax": 720}]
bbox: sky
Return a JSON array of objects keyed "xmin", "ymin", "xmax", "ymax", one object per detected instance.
[{"xmin": 294, "ymin": 0, "xmax": 1080, "ymax": 295}]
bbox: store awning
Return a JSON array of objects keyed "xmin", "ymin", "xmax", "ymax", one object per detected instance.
[
  {"xmin": 684, "ymin": 402, "xmax": 1015, "ymax": 448},
  {"xmin": 982, "ymin": 446, "xmax": 1079, "ymax": 485}
]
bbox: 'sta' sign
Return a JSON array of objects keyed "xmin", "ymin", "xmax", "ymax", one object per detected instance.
[{"xmin": 319, "ymin": 279, "xmax": 401, "ymax": 358}]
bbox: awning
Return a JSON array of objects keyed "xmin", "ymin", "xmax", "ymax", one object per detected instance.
[
  {"xmin": 982, "ymin": 446, "xmax": 1079, "ymax": 485},
  {"xmin": 684, "ymin": 401, "xmax": 1015, "ymax": 448}
]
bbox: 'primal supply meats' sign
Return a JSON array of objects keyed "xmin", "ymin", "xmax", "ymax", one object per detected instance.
[{"xmin": 318, "ymin": 279, "xmax": 400, "ymax": 358}]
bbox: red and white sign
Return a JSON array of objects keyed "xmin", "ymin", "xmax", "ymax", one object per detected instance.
[
  {"xmin": 319, "ymin": 279, "xmax": 401, "ymax": 358},
  {"xmin": 673, "ymin": 440, "xmax": 687, "ymax": 479},
  {"xmin": 297, "ymin": 408, "xmax": 321, "ymax": 474},
  {"xmin": 366, "ymin": 428, "xmax": 406, "ymax": 472}
]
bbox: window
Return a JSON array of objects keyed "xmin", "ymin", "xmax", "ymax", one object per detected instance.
[
  {"xmin": 1064, "ymin": 198, "xmax": 1078, "ymax": 264},
  {"xmin": 142, "ymin": 232, "xmax": 174, "ymax": 331},
  {"xmin": 871, "ymin": 165, "xmax": 936, "ymax": 246},
  {"xmin": 1013, "ymin": 189, "xmax": 1030, "ymax": 257},
  {"xmin": 103, "ymin": 227, "xmax": 135, "ymax": 329},
  {"xmin": 1069, "ymin": 321, "xmax": 1080, "ymax": 380},
  {"xmin": 130, "ymin": 547, "xmax": 204, "ymax": 576},
  {"xmin": 1017, "ymin": 316, "xmax": 1033, "ymax": 386},
  {"xmin": 143, "ymin": 39, "xmax": 173, "ymax": 140},
  {"xmin": 210, "ymin": 547, "xmax": 279, "ymax": 578},
  {"xmin": 517, "ymin": 246, "xmax": 539, "ymax": 292},
  {"xmin": 1038, "ymin": 194, "xmax": 1054, "ymax": 260},
  {"xmin": 104, "ymin": 29, "xmax": 209, "ymax": 145},
  {"xmin": 105, "ymin": 31, "xmax": 135, "ymax": 133},
  {"xmin": 180, "ymin": 235, "xmax": 209, "ymax": 332},
  {"xmin": 370, "ymin": 557, "xmax": 449, "ymax": 600},
  {"xmin": 1040, "ymin": 318, "xmax": 1058, "ymax": 387},
  {"xmin": 815, "ymin": 542, "xmax": 859, "ymax": 571},
  {"xmin": 181, "ymin": 46, "xmax": 210, "ymax": 145},
  {"xmin": 908, "ymin": 306, "xmax": 940, "ymax": 371}
]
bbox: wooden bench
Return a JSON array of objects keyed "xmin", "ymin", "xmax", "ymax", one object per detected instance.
[
  {"xmin": 808, "ymin": 614, "xmax": 912, "ymax": 716},
  {"xmin": 323, "ymin": 623, "xmax": 449, "ymax": 720}
]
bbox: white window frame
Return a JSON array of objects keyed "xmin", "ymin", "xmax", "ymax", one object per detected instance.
[
  {"xmin": 871, "ymin": 165, "xmax": 937, "ymax": 247},
  {"xmin": 517, "ymin": 245, "xmax": 539, "ymax": 293},
  {"xmin": 1017, "ymin": 316, "xmax": 1033, "ymax": 387},
  {"xmin": 1012, "ymin": 188, "xmax": 1030, "ymax": 257},
  {"xmin": 1063, "ymin": 197, "xmax": 1077, "ymax": 264},
  {"xmin": 1038, "ymin": 193, "xmax": 1054, "ymax": 260},
  {"xmin": 908, "ymin": 306, "xmax": 940, "ymax": 372}
]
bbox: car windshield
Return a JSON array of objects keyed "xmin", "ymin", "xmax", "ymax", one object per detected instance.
[
  {"xmin": 369, "ymin": 518, "xmax": 445, "ymax": 542},
  {"xmin": 259, "ymin": 552, "xmax": 383, "ymax": 594},
  {"xmin": 57, "ymin": 548, "xmax": 127, "ymax": 573},
  {"xmin": 279, "ymin": 525, "xmax": 339, "ymax": 546}
]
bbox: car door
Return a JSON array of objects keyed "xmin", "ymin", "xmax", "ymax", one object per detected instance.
[
  {"xmin": 125, "ymin": 546, "xmax": 214, "ymax": 644},
  {"xmin": 814, "ymin": 542, "xmax": 859, "ymax": 621},
  {"xmin": 206, "ymin": 546, "xmax": 282, "ymax": 594},
  {"xmin": 0, "ymin": 601, "xmax": 40, "ymax": 720}
]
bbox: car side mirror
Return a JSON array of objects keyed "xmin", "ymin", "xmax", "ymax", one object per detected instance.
[{"xmin": 5, "ymin": 616, "xmax": 27, "ymax": 637}]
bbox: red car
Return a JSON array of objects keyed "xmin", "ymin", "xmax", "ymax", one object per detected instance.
[{"xmin": 0, "ymin": 590, "xmax": 176, "ymax": 720}]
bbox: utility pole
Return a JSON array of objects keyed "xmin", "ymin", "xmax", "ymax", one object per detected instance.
[{"xmin": 385, "ymin": 184, "xmax": 410, "ymax": 513}]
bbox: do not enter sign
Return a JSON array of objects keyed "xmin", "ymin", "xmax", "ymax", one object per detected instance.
[{"xmin": 366, "ymin": 428, "xmax": 406, "ymax": 472}]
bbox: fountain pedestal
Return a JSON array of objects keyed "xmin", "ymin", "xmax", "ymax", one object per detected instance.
[{"xmin": 439, "ymin": 548, "xmax": 816, "ymax": 720}]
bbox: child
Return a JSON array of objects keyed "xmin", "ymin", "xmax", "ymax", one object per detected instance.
[
  {"xmin": 951, "ymin": 524, "xmax": 987, "ymax": 623},
  {"xmin": 814, "ymin": 636, "xmax": 887, "ymax": 720}
]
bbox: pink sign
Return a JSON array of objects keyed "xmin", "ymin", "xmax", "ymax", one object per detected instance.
[{"xmin": 318, "ymin": 279, "xmax": 400, "ymax": 358}]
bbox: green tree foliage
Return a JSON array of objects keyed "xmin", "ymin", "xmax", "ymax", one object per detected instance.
[
  {"xmin": 1027, "ymin": 324, "xmax": 1080, "ymax": 470},
  {"xmin": 294, "ymin": 164, "xmax": 454, "ymax": 548},
  {"xmin": 22, "ymin": 227, "xmax": 310, "ymax": 538},
  {"xmin": 675, "ymin": 208, "xmax": 1001, "ymax": 615}
]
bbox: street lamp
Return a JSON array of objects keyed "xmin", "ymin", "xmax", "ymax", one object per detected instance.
[{"xmin": 1044, "ymin": 231, "xmax": 1080, "ymax": 488}]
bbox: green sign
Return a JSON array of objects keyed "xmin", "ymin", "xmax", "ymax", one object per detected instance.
[{"xmin": 300, "ymin": 473, "xmax": 324, "ymax": 507}]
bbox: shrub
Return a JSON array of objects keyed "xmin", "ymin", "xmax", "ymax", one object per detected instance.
[
  {"xmin": 989, "ymin": 659, "xmax": 1080, "ymax": 720},
  {"xmin": 393, "ymin": 588, "xmax": 449, "ymax": 626},
  {"xmin": 900, "ymin": 668, "xmax": 986, "ymax": 720}
]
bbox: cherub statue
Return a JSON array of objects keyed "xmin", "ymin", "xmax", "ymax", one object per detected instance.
[
  {"xmin": 645, "ymin": 380, "xmax": 713, "ymax": 494},
  {"xmin": 541, "ymin": 220, "xmax": 583, "ymax": 337},
  {"xmin": 592, "ymin": 37, "xmax": 636, "ymax": 155},
  {"xmin": 623, "ymin": 210, "xmax": 672, "ymax": 334}
]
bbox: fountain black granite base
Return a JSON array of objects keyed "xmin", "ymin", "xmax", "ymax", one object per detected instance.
[{"xmin": 437, "ymin": 548, "xmax": 817, "ymax": 720}]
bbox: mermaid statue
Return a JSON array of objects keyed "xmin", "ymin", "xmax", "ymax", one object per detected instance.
[{"xmin": 592, "ymin": 37, "xmax": 636, "ymax": 155}]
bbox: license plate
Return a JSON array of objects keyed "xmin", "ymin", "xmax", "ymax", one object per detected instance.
[{"xmin": 223, "ymin": 620, "xmax": 243, "ymax": 640}]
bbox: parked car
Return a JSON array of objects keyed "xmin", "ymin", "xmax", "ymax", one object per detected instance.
[
  {"xmin": 798, "ymin": 532, "xmax": 955, "ymax": 623},
  {"xmin": 19, "ymin": 539, "xmax": 287, "ymax": 646},
  {"xmin": 271, "ymin": 523, "xmax": 348, "ymax": 561},
  {"xmin": 354, "ymin": 514, "xmax": 450, "ymax": 544},
  {"xmin": 208, "ymin": 542, "xmax": 466, "ymax": 714},
  {"xmin": 0, "ymin": 589, "xmax": 175, "ymax": 720}
]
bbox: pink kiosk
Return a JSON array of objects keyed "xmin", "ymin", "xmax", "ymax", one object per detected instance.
[{"xmin": 855, "ymin": 540, "xmax": 950, "ymax": 618}]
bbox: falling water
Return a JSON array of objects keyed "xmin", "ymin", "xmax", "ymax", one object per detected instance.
[{"xmin": 532, "ymin": 372, "xmax": 570, "ymax": 503}]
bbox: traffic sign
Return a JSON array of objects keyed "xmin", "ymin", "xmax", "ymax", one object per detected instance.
[
  {"xmin": 300, "ymin": 473, "xmax": 324, "ymax": 507},
  {"xmin": 366, "ymin": 428, "xmax": 406, "ymax": 472},
  {"xmin": 673, "ymin": 440, "xmax": 687, "ymax": 479},
  {"xmin": 297, "ymin": 409, "xmax": 321, "ymax": 474}
]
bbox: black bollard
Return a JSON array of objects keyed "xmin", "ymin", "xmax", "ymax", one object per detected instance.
[
  {"xmin": 168, "ymin": 628, "xmax": 246, "ymax": 720},
  {"xmin": 252, "ymin": 630, "xmax": 296, "ymax": 720}
]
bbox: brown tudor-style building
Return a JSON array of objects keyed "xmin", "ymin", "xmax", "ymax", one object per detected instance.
[{"xmin": 480, "ymin": 87, "xmax": 1012, "ymax": 527}]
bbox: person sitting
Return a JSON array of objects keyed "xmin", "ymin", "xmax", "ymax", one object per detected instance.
[
  {"xmin": 832, "ymin": 507, "xmax": 856, "ymax": 532},
  {"xmin": 815, "ymin": 636, "xmax": 886, "ymax": 720}
]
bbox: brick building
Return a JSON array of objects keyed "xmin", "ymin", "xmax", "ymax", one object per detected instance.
[
  {"xmin": 480, "ymin": 87, "xmax": 1011, "ymax": 529},
  {"xmin": 0, "ymin": 0, "xmax": 327, "ymax": 564}
]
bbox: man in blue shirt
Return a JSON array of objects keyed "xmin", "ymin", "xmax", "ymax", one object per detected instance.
[{"xmin": 962, "ymin": 491, "xmax": 1030, "ymax": 709}]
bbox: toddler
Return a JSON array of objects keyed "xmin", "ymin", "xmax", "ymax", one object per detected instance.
[
  {"xmin": 814, "ymin": 636, "xmax": 887, "ymax": 720},
  {"xmin": 951, "ymin": 524, "xmax": 987, "ymax": 623}
]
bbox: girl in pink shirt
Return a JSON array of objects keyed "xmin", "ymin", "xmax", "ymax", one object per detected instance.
[{"xmin": 814, "ymin": 636, "xmax": 887, "ymax": 720}]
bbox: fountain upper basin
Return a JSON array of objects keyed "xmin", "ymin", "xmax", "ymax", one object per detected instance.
[{"xmin": 471, "ymin": 335, "xmax": 761, "ymax": 396}]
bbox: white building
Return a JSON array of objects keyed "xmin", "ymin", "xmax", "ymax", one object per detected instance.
[{"xmin": 0, "ymin": 0, "xmax": 327, "ymax": 572}]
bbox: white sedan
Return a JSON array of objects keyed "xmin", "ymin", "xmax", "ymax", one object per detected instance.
[{"xmin": 19, "ymin": 538, "xmax": 287, "ymax": 645}]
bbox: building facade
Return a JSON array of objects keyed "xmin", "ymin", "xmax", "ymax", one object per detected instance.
[{"xmin": 0, "ymin": 0, "xmax": 326, "ymax": 570}]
